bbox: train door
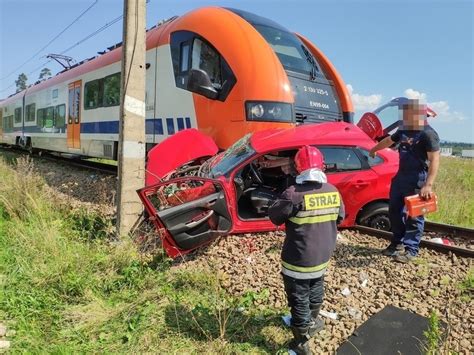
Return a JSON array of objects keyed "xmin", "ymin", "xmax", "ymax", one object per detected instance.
[{"xmin": 67, "ymin": 81, "xmax": 81, "ymax": 149}]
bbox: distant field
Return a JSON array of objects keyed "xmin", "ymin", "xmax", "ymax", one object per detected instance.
[{"xmin": 428, "ymin": 156, "xmax": 474, "ymax": 228}]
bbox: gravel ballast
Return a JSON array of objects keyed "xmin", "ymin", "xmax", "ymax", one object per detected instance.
[{"xmin": 174, "ymin": 230, "xmax": 473, "ymax": 353}]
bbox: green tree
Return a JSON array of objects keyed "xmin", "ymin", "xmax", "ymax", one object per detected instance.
[
  {"xmin": 15, "ymin": 73, "xmax": 28, "ymax": 93},
  {"xmin": 39, "ymin": 68, "xmax": 52, "ymax": 81}
]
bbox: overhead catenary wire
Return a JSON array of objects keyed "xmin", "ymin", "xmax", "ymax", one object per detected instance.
[
  {"xmin": 59, "ymin": 15, "xmax": 123, "ymax": 55},
  {"xmin": 0, "ymin": 0, "xmax": 99, "ymax": 82},
  {"xmin": 0, "ymin": 14, "xmax": 123, "ymax": 95}
]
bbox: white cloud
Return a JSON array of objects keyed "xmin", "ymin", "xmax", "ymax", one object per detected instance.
[
  {"xmin": 428, "ymin": 101, "xmax": 466, "ymax": 122},
  {"xmin": 404, "ymin": 88, "xmax": 427, "ymax": 102},
  {"xmin": 346, "ymin": 84, "xmax": 383, "ymax": 111},
  {"xmin": 404, "ymin": 88, "xmax": 466, "ymax": 122}
]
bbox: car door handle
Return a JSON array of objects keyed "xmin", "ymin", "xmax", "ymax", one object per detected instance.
[
  {"xmin": 204, "ymin": 199, "xmax": 217, "ymax": 208},
  {"xmin": 354, "ymin": 180, "xmax": 370, "ymax": 188},
  {"xmin": 185, "ymin": 210, "xmax": 214, "ymax": 228}
]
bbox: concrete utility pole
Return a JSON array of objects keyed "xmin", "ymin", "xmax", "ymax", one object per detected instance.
[{"xmin": 117, "ymin": 0, "xmax": 147, "ymax": 236}]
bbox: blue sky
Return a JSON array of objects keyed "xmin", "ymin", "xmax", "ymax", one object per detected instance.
[{"xmin": 1, "ymin": 0, "xmax": 472, "ymax": 142}]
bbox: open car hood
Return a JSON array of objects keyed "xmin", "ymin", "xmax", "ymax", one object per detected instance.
[{"xmin": 146, "ymin": 129, "xmax": 219, "ymax": 186}]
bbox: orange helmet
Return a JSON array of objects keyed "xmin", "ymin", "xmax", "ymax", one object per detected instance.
[{"xmin": 294, "ymin": 145, "xmax": 324, "ymax": 173}]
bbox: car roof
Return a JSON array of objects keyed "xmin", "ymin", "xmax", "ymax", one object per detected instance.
[{"xmin": 250, "ymin": 122, "xmax": 372, "ymax": 152}]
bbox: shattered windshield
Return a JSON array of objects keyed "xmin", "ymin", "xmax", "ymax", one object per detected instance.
[{"xmin": 207, "ymin": 134, "xmax": 256, "ymax": 177}]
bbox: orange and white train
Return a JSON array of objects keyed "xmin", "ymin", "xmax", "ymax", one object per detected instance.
[{"xmin": 0, "ymin": 7, "xmax": 354, "ymax": 159}]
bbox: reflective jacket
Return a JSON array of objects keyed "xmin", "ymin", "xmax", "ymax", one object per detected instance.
[{"xmin": 268, "ymin": 181, "xmax": 345, "ymax": 279}]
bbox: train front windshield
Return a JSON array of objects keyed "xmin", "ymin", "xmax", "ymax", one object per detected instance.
[
  {"xmin": 254, "ymin": 25, "xmax": 317, "ymax": 78},
  {"xmin": 227, "ymin": 8, "xmax": 343, "ymax": 124}
]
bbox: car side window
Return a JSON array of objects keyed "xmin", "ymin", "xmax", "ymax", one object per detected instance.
[
  {"xmin": 359, "ymin": 148, "xmax": 384, "ymax": 167},
  {"xmin": 318, "ymin": 147, "xmax": 362, "ymax": 172}
]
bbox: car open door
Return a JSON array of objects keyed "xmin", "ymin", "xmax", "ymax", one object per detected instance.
[
  {"xmin": 137, "ymin": 177, "xmax": 232, "ymax": 258},
  {"xmin": 357, "ymin": 97, "xmax": 409, "ymax": 141}
]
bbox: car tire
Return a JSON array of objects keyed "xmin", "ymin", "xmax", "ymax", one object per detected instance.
[{"xmin": 358, "ymin": 202, "xmax": 391, "ymax": 231}]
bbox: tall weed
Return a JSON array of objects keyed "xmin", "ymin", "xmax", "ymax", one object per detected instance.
[
  {"xmin": 429, "ymin": 157, "xmax": 474, "ymax": 227},
  {"xmin": 0, "ymin": 157, "xmax": 279, "ymax": 353}
]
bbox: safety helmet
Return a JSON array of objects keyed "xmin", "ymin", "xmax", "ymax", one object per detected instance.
[{"xmin": 294, "ymin": 145, "xmax": 324, "ymax": 173}]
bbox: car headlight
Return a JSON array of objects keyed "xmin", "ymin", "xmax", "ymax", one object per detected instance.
[{"xmin": 245, "ymin": 101, "xmax": 293, "ymax": 122}]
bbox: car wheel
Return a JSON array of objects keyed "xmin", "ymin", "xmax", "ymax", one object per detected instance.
[
  {"xmin": 358, "ymin": 202, "xmax": 391, "ymax": 231},
  {"xmin": 368, "ymin": 213, "xmax": 391, "ymax": 231}
]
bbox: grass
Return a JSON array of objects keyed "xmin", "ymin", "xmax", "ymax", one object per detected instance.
[
  {"xmin": 0, "ymin": 157, "xmax": 286, "ymax": 353},
  {"xmin": 458, "ymin": 268, "xmax": 473, "ymax": 302},
  {"xmin": 423, "ymin": 311, "xmax": 443, "ymax": 355},
  {"xmin": 428, "ymin": 156, "xmax": 474, "ymax": 228}
]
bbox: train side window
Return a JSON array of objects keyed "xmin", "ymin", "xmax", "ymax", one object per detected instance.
[
  {"xmin": 191, "ymin": 38, "xmax": 222, "ymax": 89},
  {"xmin": 25, "ymin": 103, "xmax": 36, "ymax": 122},
  {"xmin": 170, "ymin": 31, "xmax": 236, "ymax": 101},
  {"xmin": 44, "ymin": 107, "xmax": 54, "ymax": 128},
  {"xmin": 55, "ymin": 104, "xmax": 66, "ymax": 128},
  {"xmin": 180, "ymin": 42, "xmax": 190, "ymax": 72},
  {"xmin": 14, "ymin": 107, "xmax": 22, "ymax": 124},
  {"xmin": 84, "ymin": 79, "xmax": 102, "ymax": 109},
  {"xmin": 3, "ymin": 115, "xmax": 12, "ymax": 130},
  {"xmin": 103, "ymin": 73, "xmax": 121, "ymax": 107},
  {"xmin": 37, "ymin": 109, "xmax": 45, "ymax": 127}
]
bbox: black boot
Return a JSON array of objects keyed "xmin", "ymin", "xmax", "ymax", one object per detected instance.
[
  {"xmin": 308, "ymin": 304, "xmax": 325, "ymax": 336},
  {"xmin": 289, "ymin": 326, "xmax": 312, "ymax": 355}
]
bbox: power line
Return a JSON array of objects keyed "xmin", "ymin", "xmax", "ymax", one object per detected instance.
[
  {"xmin": 0, "ymin": 13, "xmax": 123, "ymax": 95},
  {"xmin": 0, "ymin": 59, "xmax": 53, "ymax": 94},
  {"xmin": 59, "ymin": 15, "xmax": 123, "ymax": 55},
  {"xmin": 0, "ymin": 0, "xmax": 99, "ymax": 81}
]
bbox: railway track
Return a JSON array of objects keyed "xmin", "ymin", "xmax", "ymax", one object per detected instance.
[
  {"xmin": 354, "ymin": 221, "xmax": 474, "ymax": 258},
  {"xmin": 0, "ymin": 145, "xmax": 117, "ymax": 175},
  {"xmin": 2, "ymin": 145, "xmax": 473, "ymax": 259},
  {"xmin": 41, "ymin": 154, "xmax": 118, "ymax": 175}
]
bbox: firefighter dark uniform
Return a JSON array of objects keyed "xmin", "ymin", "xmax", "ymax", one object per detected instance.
[
  {"xmin": 268, "ymin": 146, "xmax": 345, "ymax": 355},
  {"xmin": 387, "ymin": 126, "xmax": 440, "ymax": 256}
]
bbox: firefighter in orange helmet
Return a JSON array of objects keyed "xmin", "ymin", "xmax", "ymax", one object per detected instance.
[{"xmin": 269, "ymin": 146, "xmax": 345, "ymax": 355}]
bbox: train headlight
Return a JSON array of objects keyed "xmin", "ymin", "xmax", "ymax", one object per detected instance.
[
  {"xmin": 245, "ymin": 101, "xmax": 293, "ymax": 122},
  {"xmin": 250, "ymin": 104, "xmax": 265, "ymax": 118}
]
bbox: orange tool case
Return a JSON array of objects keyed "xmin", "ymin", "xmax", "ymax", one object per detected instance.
[{"xmin": 404, "ymin": 193, "xmax": 438, "ymax": 217}]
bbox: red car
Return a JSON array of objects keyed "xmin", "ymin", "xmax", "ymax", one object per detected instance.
[{"xmin": 138, "ymin": 113, "xmax": 399, "ymax": 258}]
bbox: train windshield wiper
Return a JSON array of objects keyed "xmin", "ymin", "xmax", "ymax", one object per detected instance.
[{"xmin": 301, "ymin": 45, "xmax": 319, "ymax": 81}]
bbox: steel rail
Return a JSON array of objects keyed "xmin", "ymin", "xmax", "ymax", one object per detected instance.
[
  {"xmin": 354, "ymin": 225, "xmax": 474, "ymax": 258},
  {"xmin": 0, "ymin": 145, "xmax": 117, "ymax": 175},
  {"xmin": 424, "ymin": 221, "xmax": 474, "ymax": 240},
  {"xmin": 42, "ymin": 154, "xmax": 118, "ymax": 175}
]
